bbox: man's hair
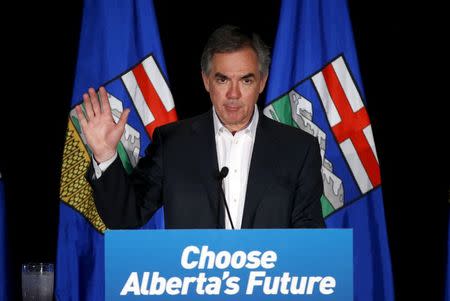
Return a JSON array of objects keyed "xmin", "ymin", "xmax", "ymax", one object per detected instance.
[{"xmin": 200, "ymin": 25, "xmax": 271, "ymax": 76}]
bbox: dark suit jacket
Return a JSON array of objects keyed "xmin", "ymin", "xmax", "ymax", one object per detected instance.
[{"xmin": 90, "ymin": 110, "xmax": 325, "ymax": 229}]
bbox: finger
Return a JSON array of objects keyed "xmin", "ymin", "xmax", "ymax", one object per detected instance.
[
  {"xmin": 87, "ymin": 87, "xmax": 100, "ymax": 117},
  {"xmin": 83, "ymin": 91, "xmax": 94, "ymax": 120},
  {"xmin": 75, "ymin": 104, "xmax": 88, "ymax": 128},
  {"xmin": 117, "ymin": 108, "xmax": 130, "ymax": 130},
  {"xmin": 98, "ymin": 86, "xmax": 111, "ymax": 115},
  {"xmin": 90, "ymin": 88, "xmax": 101, "ymax": 116}
]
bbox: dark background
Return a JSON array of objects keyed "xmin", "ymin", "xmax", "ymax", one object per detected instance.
[{"xmin": 0, "ymin": 1, "xmax": 448, "ymax": 300}]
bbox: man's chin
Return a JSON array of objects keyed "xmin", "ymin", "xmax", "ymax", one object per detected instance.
[
  {"xmin": 223, "ymin": 117, "xmax": 252, "ymax": 131},
  {"xmin": 223, "ymin": 116, "xmax": 243, "ymax": 126}
]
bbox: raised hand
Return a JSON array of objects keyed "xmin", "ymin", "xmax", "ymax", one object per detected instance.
[{"xmin": 75, "ymin": 87, "xmax": 130, "ymax": 163}]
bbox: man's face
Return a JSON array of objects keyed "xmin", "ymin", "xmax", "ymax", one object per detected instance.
[{"xmin": 202, "ymin": 47, "xmax": 268, "ymax": 132}]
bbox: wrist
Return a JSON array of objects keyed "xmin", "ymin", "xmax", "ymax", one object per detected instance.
[{"xmin": 93, "ymin": 151, "xmax": 116, "ymax": 164}]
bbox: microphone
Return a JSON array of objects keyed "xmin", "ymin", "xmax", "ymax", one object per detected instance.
[
  {"xmin": 218, "ymin": 166, "xmax": 234, "ymax": 230},
  {"xmin": 219, "ymin": 166, "xmax": 229, "ymax": 180}
]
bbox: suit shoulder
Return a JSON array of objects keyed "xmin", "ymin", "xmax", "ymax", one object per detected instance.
[
  {"xmin": 156, "ymin": 111, "xmax": 211, "ymax": 136},
  {"xmin": 262, "ymin": 115, "xmax": 317, "ymax": 145}
]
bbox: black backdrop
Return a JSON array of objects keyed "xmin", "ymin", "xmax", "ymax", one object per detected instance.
[{"xmin": 0, "ymin": 1, "xmax": 448, "ymax": 300}]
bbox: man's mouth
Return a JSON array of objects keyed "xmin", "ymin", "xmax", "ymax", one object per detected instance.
[{"xmin": 224, "ymin": 104, "xmax": 240, "ymax": 111}]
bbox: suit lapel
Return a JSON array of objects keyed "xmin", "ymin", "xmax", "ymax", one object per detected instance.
[
  {"xmin": 241, "ymin": 114, "xmax": 279, "ymax": 228},
  {"xmin": 190, "ymin": 111, "xmax": 224, "ymax": 228}
]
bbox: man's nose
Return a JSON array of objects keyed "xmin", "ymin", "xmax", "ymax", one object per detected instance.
[{"xmin": 226, "ymin": 82, "xmax": 241, "ymax": 99}]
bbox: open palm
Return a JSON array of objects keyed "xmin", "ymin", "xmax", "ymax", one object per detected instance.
[{"xmin": 75, "ymin": 87, "xmax": 130, "ymax": 163}]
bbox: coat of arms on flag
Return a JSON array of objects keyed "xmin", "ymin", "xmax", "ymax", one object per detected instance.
[
  {"xmin": 60, "ymin": 54, "xmax": 177, "ymax": 232},
  {"xmin": 265, "ymin": 54, "xmax": 380, "ymax": 217}
]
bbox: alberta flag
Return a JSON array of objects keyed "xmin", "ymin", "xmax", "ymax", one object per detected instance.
[
  {"xmin": 0, "ymin": 173, "xmax": 7, "ymax": 301},
  {"xmin": 56, "ymin": 0, "xmax": 176, "ymax": 300},
  {"xmin": 264, "ymin": 1, "xmax": 394, "ymax": 300}
]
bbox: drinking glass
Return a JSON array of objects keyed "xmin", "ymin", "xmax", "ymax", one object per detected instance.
[{"xmin": 21, "ymin": 262, "xmax": 54, "ymax": 301}]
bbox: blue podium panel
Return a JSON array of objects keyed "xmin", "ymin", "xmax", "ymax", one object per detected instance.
[{"xmin": 105, "ymin": 229, "xmax": 352, "ymax": 300}]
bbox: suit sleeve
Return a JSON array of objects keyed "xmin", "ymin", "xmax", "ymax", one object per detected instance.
[
  {"xmin": 291, "ymin": 137, "xmax": 326, "ymax": 228},
  {"xmin": 88, "ymin": 127, "xmax": 164, "ymax": 229}
]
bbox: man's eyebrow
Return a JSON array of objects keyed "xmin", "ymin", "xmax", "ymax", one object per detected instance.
[
  {"xmin": 241, "ymin": 73, "xmax": 255, "ymax": 79},
  {"xmin": 213, "ymin": 72, "xmax": 256, "ymax": 79},
  {"xmin": 214, "ymin": 72, "xmax": 229, "ymax": 79}
]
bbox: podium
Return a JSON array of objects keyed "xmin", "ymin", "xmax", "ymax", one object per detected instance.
[{"xmin": 105, "ymin": 229, "xmax": 352, "ymax": 300}]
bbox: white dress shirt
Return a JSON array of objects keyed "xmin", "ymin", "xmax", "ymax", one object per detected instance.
[
  {"xmin": 92, "ymin": 152, "xmax": 117, "ymax": 178},
  {"xmin": 93, "ymin": 106, "xmax": 259, "ymax": 229},
  {"xmin": 213, "ymin": 106, "xmax": 258, "ymax": 229}
]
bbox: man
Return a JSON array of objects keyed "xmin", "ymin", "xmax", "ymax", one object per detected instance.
[{"xmin": 76, "ymin": 25, "xmax": 325, "ymax": 229}]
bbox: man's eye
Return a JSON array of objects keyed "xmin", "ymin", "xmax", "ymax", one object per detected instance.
[
  {"xmin": 216, "ymin": 78, "xmax": 227, "ymax": 84},
  {"xmin": 243, "ymin": 78, "xmax": 253, "ymax": 85}
]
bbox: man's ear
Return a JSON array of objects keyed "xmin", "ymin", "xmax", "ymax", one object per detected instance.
[
  {"xmin": 259, "ymin": 72, "xmax": 269, "ymax": 93},
  {"xmin": 201, "ymin": 72, "xmax": 210, "ymax": 92}
]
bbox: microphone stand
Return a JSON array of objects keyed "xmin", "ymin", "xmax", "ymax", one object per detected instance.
[{"xmin": 218, "ymin": 167, "xmax": 234, "ymax": 230}]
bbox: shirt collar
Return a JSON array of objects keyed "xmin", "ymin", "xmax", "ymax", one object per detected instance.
[{"xmin": 212, "ymin": 105, "xmax": 259, "ymax": 137}]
